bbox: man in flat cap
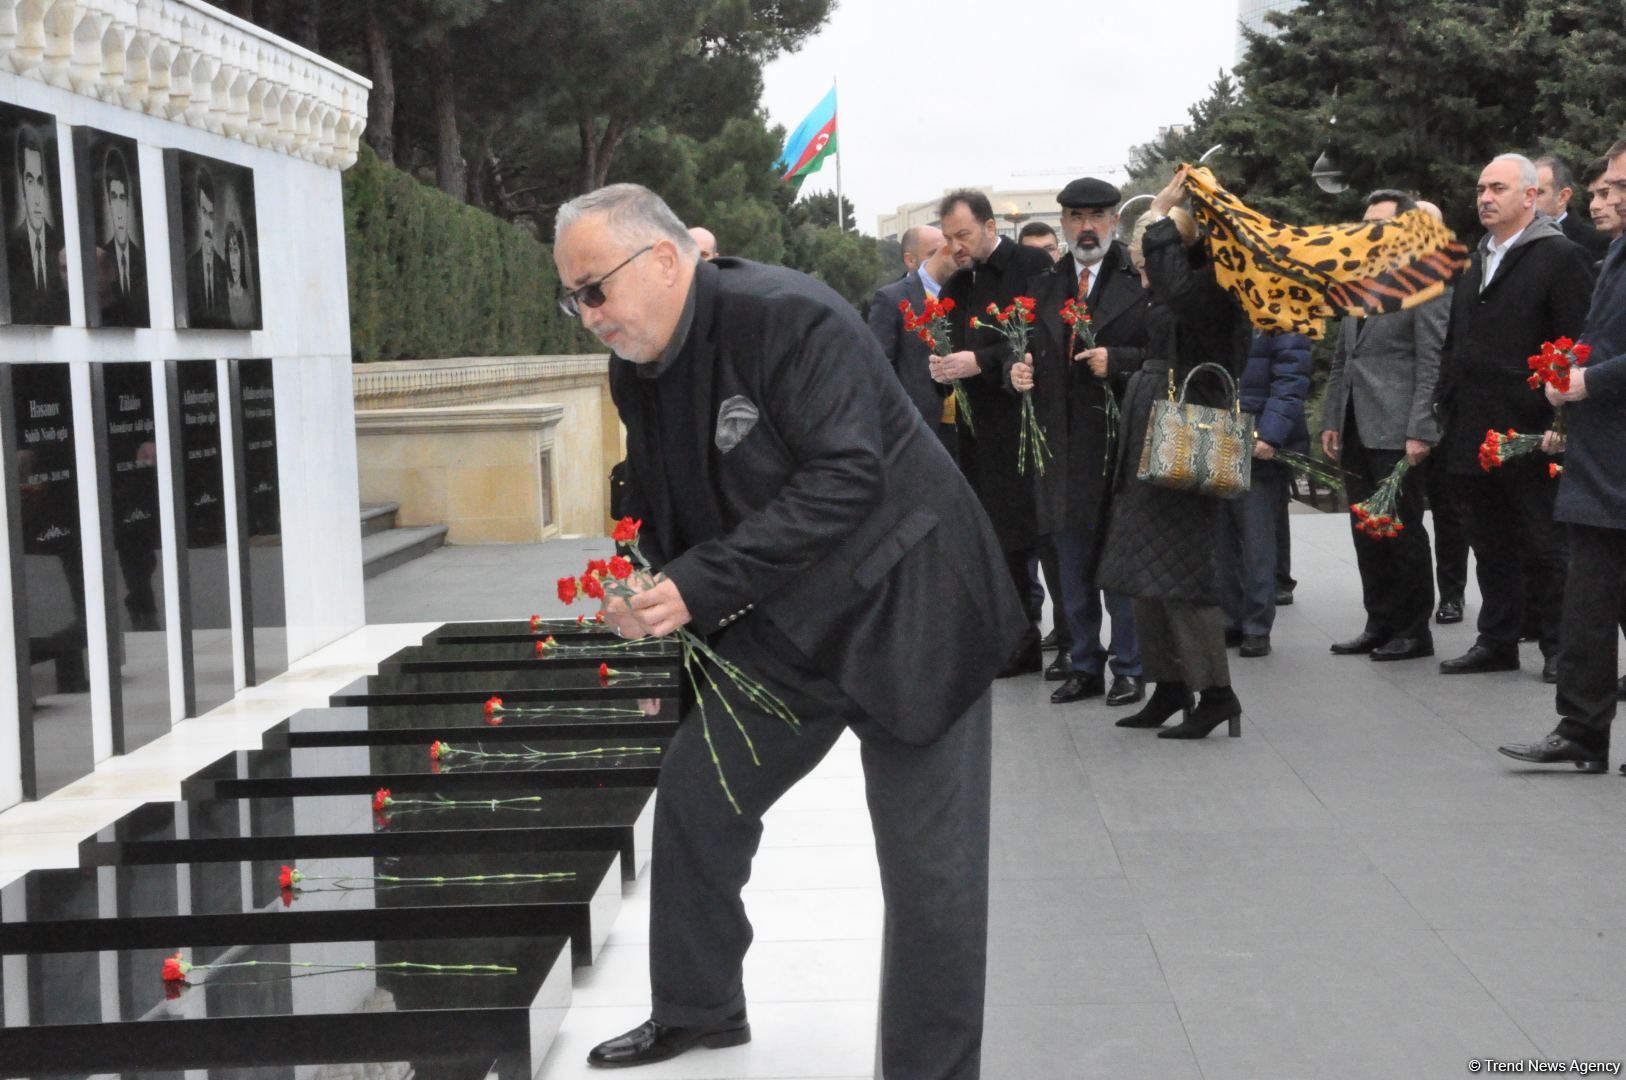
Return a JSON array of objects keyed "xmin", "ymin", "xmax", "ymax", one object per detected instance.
[{"xmin": 1010, "ymin": 178, "xmax": 1150, "ymax": 706}]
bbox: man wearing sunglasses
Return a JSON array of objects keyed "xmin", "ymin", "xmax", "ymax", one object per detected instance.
[{"xmin": 555, "ymin": 184, "xmax": 1023, "ymax": 1078}]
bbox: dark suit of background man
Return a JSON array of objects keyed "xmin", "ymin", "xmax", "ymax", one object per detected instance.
[
  {"xmin": 554, "ymin": 184, "xmax": 1025, "ymax": 1077},
  {"xmin": 185, "ymin": 167, "xmax": 230, "ymax": 328},
  {"xmin": 7, "ymin": 123, "xmax": 68, "ymax": 325},
  {"xmin": 97, "ymin": 144, "xmax": 148, "ymax": 326},
  {"xmin": 867, "ymin": 224, "xmax": 956, "ymax": 454},
  {"xmin": 1537, "ymin": 153, "xmax": 1613, "ymax": 263},
  {"xmin": 1434, "ymin": 153, "xmax": 1596, "ymax": 681},
  {"xmin": 1322, "ymin": 189, "xmax": 1450, "ymax": 663},
  {"xmin": 1501, "ymin": 138, "xmax": 1626, "ymax": 774},
  {"xmin": 937, "ymin": 188, "xmax": 1056, "ymax": 677},
  {"xmin": 1012, "ymin": 178, "xmax": 1149, "ymax": 707}
]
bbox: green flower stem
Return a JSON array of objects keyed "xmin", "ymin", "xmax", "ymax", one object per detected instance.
[
  {"xmin": 383, "ymin": 794, "xmax": 549, "ymax": 812},
  {"xmin": 488, "ymin": 705, "xmax": 645, "ymax": 718},
  {"xmin": 291, "ymin": 871, "xmax": 576, "ymax": 892},
  {"xmin": 683, "ymin": 648, "xmax": 741, "ymax": 815},
  {"xmin": 187, "ymin": 960, "xmax": 517, "ymax": 975},
  {"xmin": 438, "ymin": 744, "xmax": 662, "ymax": 764}
]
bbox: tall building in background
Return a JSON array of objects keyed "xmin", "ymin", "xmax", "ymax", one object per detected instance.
[{"xmin": 1237, "ymin": 0, "xmax": 1303, "ymax": 62}]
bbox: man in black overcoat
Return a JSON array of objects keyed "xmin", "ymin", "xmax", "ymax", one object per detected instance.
[
  {"xmin": 867, "ymin": 224, "xmax": 955, "ymax": 454},
  {"xmin": 1010, "ymin": 178, "xmax": 1149, "ymax": 706},
  {"xmin": 555, "ymin": 184, "xmax": 1025, "ymax": 1078},
  {"xmin": 1537, "ymin": 154, "xmax": 1612, "ymax": 262},
  {"xmin": 1501, "ymin": 138, "xmax": 1626, "ymax": 773},
  {"xmin": 1434, "ymin": 153, "xmax": 1596, "ymax": 681},
  {"xmin": 935, "ymin": 188, "xmax": 1056, "ymax": 676}
]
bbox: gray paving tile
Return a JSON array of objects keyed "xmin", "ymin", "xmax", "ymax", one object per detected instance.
[
  {"xmin": 985, "ymin": 932, "xmax": 1171, "ymax": 1006},
  {"xmin": 1131, "ymin": 870, "xmax": 1430, "ymax": 938},
  {"xmin": 1498, "ymin": 1000, "xmax": 1626, "ymax": 1061},
  {"xmin": 1111, "ymin": 827, "xmax": 1377, "ymax": 884},
  {"xmin": 1440, "ymin": 928, "xmax": 1626, "ymax": 1007},
  {"xmin": 988, "ymin": 876, "xmax": 1144, "ymax": 938},
  {"xmin": 980, "ymin": 1004, "xmax": 1201, "ymax": 1080}
]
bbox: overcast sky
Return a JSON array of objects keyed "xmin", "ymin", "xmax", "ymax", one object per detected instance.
[{"xmin": 760, "ymin": 0, "xmax": 1240, "ymax": 233}]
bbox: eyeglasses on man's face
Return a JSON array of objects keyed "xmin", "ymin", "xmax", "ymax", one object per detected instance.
[{"xmin": 559, "ymin": 244, "xmax": 654, "ymax": 318}]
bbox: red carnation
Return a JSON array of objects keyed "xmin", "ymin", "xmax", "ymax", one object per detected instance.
[
  {"xmin": 599, "ymin": 662, "xmax": 612, "ymax": 682},
  {"xmin": 1550, "ymin": 463, "xmax": 1564, "ymax": 478},
  {"xmin": 162, "ymin": 952, "xmax": 190, "ymax": 982},
  {"xmin": 535, "ymin": 639, "xmax": 546, "ymax": 657},
  {"xmin": 576, "ymin": 614, "xmax": 586, "ymax": 626},
  {"xmin": 898, "ymin": 299, "xmax": 910, "ymax": 313},
  {"xmin": 430, "ymin": 740, "xmax": 447, "ymax": 760},
  {"xmin": 586, "ymin": 559, "xmax": 610, "ymax": 577},
  {"xmin": 557, "ymin": 576, "xmax": 578, "ymax": 605},
  {"xmin": 594, "ymin": 612, "xmax": 606, "ymax": 624},
  {"xmin": 939, "ymin": 297, "xmax": 956, "ymax": 313},
  {"xmin": 529, "ymin": 614, "xmax": 543, "ymax": 631},
  {"xmin": 484, "ymin": 695, "xmax": 503, "ymax": 717},
  {"xmin": 279, "ymin": 865, "xmax": 301, "ymax": 889},
  {"xmin": 612, "ymin": 517, "xmax": 643, "ymax": 543},
  {"xmin": 373, "ymin": 787, "xmax": 393, "ymax": 811},
  {"xmin": 581, "ymin": 574, "xmax": 605, "ymax": 600},
  {"xmin": 608, "ymin": 555, "xmax": 634, "ymax": 580}
]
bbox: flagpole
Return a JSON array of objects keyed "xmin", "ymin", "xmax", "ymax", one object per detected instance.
[{"xmin": 833, "ymin": 77, "xmax": 845, "ymax": 232}]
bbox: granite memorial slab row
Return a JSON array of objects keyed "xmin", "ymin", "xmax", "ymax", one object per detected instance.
[
  {"xmin": 177, "ymin": 740, "xmax": 668, "ymax": 800},
  {"xmin": 1, "ymin": 849, "xmax": 620, "ymax": 967},
  {"xmin": 329, "ymin": 666, "xmax": 680, "ymax": 707},
  {"xmin": 0, "ymin": 934, "xmax": 568, "ymax": 1075},
  {"xmin": 168, "ymin": 359, "xmax": 235, "ymax": 718},
  {"xmin": 260, "ymin": 703, "xmax": 678, "ymax": 750},
  {"xmin": 79, "ymin": 789, "xmax": 656, "ymax": 882},
  {"xmin": 424, "ymin": 619, "xmax": 621, "ymax": 645},
  {"xmin": 230, "ymin": 357, "xmax": 288, "ymax": 684},
  {"xmin": 11, "ymin": 1052, "xmax": 528, "ymax": 1080},
  {"xmin": 378, "ymin": 638, "xmax": 679, "ymax": 675}
]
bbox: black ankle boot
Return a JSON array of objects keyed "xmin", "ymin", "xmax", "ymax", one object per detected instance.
[
  {"xmin": 1115, "ymin": 681, "xmax": 1193, "ymax": 728},
  {"xmin": 1158, "ymin": 686, "xmax": 1243, "ymax": 739}
]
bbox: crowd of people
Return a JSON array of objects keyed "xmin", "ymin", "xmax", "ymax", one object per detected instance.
[{"xmin": 864, "ymin": 145, "xmax": 1626, "ymax": 761}]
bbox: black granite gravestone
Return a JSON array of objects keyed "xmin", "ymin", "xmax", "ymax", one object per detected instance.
[
  {"xmin": 425, "ymin": 618, "xmax": 622, "ymax": 645},
  {"xmin": 330, "ymin": 665, "xmax": 679, "ymax": 707},
  {"xmin": 260, "ymin": 702, "xmax": 677, "ymax": 750},
  {"xmin": 379, "ymin": 637, "xmax": 677, "ymax": 675},
  {"xmin": 4, "ymin": 362, "xmax": 94, "ymax": 798},
  {"xmin": 12, "ymin": 1053, "xmax": 526, "ymax": 1080},
  {"xmin": 91, "ymin": 361, "xmax": 170, "ymax": 753},
  {"xmin": 230, "ymin": 358, "xmax": 286, "ymax": 683},
  {"xmin": 168, "ymin": 359, "xmax": 234, "ymax": 716}
]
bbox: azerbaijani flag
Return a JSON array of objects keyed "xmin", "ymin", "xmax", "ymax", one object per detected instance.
[{"xmin": 776, "ymin": 85, "xmax": 837, "ymax": 191}]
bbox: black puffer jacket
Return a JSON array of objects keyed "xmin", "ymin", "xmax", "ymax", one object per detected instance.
[{"xmin": 1096, "ymin": 217, "xmax": 1253, "ymax": 605}]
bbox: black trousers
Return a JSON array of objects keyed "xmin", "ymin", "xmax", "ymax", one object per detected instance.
[
  {"xmin": 1553, "ymin": 523, "xmax": 1626, "ymax": 755},
  {"xmin": 1003, "ymin": 545, "xmax": 1043, "ymax": 653},
  {"xmin": 1423, "ymin": 456, "xmax": 1470, "ymax": 603},
  {"xmin": 1342, "ymin": 410, "xmax": 1434, "ymax": 640},
  {"xmin": 1459, "ymin": 463, "xmax": 1567, "ymax": 656},
  {"xmin": 1037, "ymin": 537, "xmax": 1070, "ymax": 652},
  {"xmin": 649, "ymin": 616, "xmax": 992, "ymax": 1080}
]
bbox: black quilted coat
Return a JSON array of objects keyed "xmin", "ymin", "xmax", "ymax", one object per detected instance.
[{"xmin": 1095, "ymin": 218, "xmax": 1253, "ymax": 605}]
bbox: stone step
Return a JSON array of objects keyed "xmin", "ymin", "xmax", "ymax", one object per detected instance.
[
  {"xmin": 359, "ymin": 500, "xmax": 399, "ymax": 537},
  {"xmin": 362, "ymin": 524, "xmax": 448, "ymax": 579}
]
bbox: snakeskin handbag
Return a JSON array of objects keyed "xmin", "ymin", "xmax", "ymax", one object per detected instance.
[{"xmin": 1136, "ymin": 362, "xmax": 1254, "ymax": 499}]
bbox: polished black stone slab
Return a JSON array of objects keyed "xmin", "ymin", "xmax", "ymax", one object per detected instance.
[
  {"xmin": 426, "ymin": 618, "xmax": 620, "ymax": 645},
  {"xmin": 261, "ymin": 704, "xmax": 678, "ymax": 750},
  {"xmin": 13, "ymin": 1052, "xmax": 525, "ymax": 1080},
  {"xmin": 1, "ymin": 848, "xmax": 618, "ymax": 967},
  {"xmin": 168, "ymin": 359, "xmax": 234, "ymax": 717},
  {"xmin": 79, "ymin": 788, "xmax": 656, "ymax": 882},
  {"xmin": 178, "ymin": 740, "xmax": 667, "ymax": 800},
  {"xmin": 0, "ymin": 933, "xmax": 569, "ymax": 1075},
  {"xmin": 380, "ymin": 638, "xmax": 678, "ymax": 675},
  {"xmin": 330, "ymin": 665, "xmax": 679, "ymax": 707},
  {"xmin": 230, "ymin": 358, "xmax": 287, "ymax": 684}
]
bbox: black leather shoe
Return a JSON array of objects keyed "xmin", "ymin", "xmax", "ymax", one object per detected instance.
[
  {"xmin": 1275, "ymin": 587, "xmax": 1295, "ymax": 606},
  {"xmin": 1045, "ymin": 653, "xmax": 1072, "ymax": 681},
  {"xmin": 1497, "ymin": 734, "xmax": 1606, "ymax": 772},
  {"xmin": 1542, "ymin": 655, "xmax": 1559, "ymax": 684},
  {"xmin": 1239, "ymin": 634, "xmax": 1271, "ymax": 658},
  {"xmin": 588, "ymin": 1013, "xmax": 751, "ymax": 1068},
  {"xmin": 1330, "ymin": 630, "xmax": 1387, "ymax": 655},
  {"xmin": 1039, "ymin": 628, "xmax": 1062, "ymax": 651},
  {"xmin": 1106, "ymin": 675, "xmax": 1145, "ymax": 705},
  {"xmin": 997, "ymin": 642, "xmax": 1043, "ymax": 679},
  {"xmin": 1435, "ymin": 598, "xmax": 1463, "ymax": 624},
  {"xmin": 1051, "ymin": 673, "xmax": 1104, "ymax": 704},
  {"xmin": 1439, "ymin": 644, "xmax": 1519, "ymax": 675},
  {"xmin": 1371, "ymin": 636, "xmax": 1434, "ymax": 662}
]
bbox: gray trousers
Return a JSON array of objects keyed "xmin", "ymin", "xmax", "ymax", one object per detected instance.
[
  {"xmin": 1132, "ymin": 598, "xmax": 1231, "ymax": 692},
  {"xmin": 649, "ymin": 616, "xmax": 992, "ymax": 1080}
]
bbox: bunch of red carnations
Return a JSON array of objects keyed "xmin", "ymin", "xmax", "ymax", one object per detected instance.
[
  {"xmin": 902, "ymin": 296, "xmax": 973, "ymax": 433},
  {"xmin": 1350, "ymin": 459, "xmax": 1411, "ymax": 539},
  {"xmin": 972, "ymin": 297, "xmax": 1051, "ymax": 475}
]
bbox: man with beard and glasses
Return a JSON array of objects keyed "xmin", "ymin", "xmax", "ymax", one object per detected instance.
[
  {"xmin": 1009, "ymin": 178, "xmax": 1149, "ymax": 705},
  {"xmin": 935, "ymin": 188, "xmax": 1057, "ymax": 677}
]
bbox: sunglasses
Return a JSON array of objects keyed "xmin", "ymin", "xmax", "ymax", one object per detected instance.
[{"xmin": 558, "ymin": 244, "xmax": 653, "ymax": 318}]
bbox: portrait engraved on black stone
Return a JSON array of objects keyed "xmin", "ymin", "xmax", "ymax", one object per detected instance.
[
  {"xmin": 74, "ymin": 127, "xmax": 150, "ymax": 327},
  {"xmin": 0, "ymin": 102, "xmax": 70, "ymax": 326},
  {"xmin": 165, "ymin": 149, "xmax": 262, "ymax": 330}
]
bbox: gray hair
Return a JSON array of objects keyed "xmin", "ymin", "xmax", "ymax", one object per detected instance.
[
  {"xmin": 1535, "ymin": 154, "xmax": 1575, "ymax": 194},
  {"xmin": 555, "ymin": 183, "xmax": 699, "ymax": 257},
  {"xmin": 1491, "ymin": 153, "xmax": 1540, "ymax": 190}
]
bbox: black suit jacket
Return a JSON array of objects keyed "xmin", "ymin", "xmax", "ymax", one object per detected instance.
[
  {"xmin": 96, "ymin": 239, "xmax": 150, "ymax": 327},
  {"xmin": 1023, "ymin": 242, "xmax": 1152, "ymax": 535},
  {"xmin": 610, "ymin": 258, "xmax": 1026, "ymax": 745},
  {"xmin": 867, "ymin": 270, "xmax": 945, "ymax": 429},
  {"xmin": 7, "ymin": 222, "xmax": 69, "ymax": 325},
  {"xmin": 1561, "ymin": 211, "xmax": 1612, "ymax": 263},
  {"xmin": 940, "ymin": 237, "xmax": 1056, "ymax": 549},
  {"xmin": 185, "ymin": 248, "xmax": 231, "ymax": 328}
]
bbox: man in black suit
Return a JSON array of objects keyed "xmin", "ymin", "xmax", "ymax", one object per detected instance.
[
  {"xmin": 7, "ymin": 123, "xmax": 68, "ymax": 325},
  {"xmin": 936, "ymin": 188, "xmax": 1056, "ymax": 677},
  {"xmin": 1537, "ymin": 154, "xmax": 1612, "ymax": 262},
  {"xmin": 554, "ymin": 184, "xmax": 1025, "ymax": 1077},
  {"xmin": 96, "ymin": 144, "xmax": 148, "ymax": 326},
  {"xmin": 867, "ymin": 224, "xmax": 955, "ymax": 453},
  {"xmin": 184, "ymin": 168, "xmax": 229, "ymax": 328},
  {"xmin": 1010, "ymin": 178, "xmax": 1149, "ymax": 706},
  {"xmin": 1434, "ymin": 153, "xmax": 1595, "ymax": 681}
]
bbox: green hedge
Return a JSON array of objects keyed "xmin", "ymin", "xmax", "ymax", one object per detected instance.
[{"xmin": 344, "ymin": 144, "xmax": 590, "ymax": 362}]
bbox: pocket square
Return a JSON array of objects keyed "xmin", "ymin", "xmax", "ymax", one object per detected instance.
[{"xmin": 715, "ymin": 395, "xmax": 759, "ymax": 453}]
